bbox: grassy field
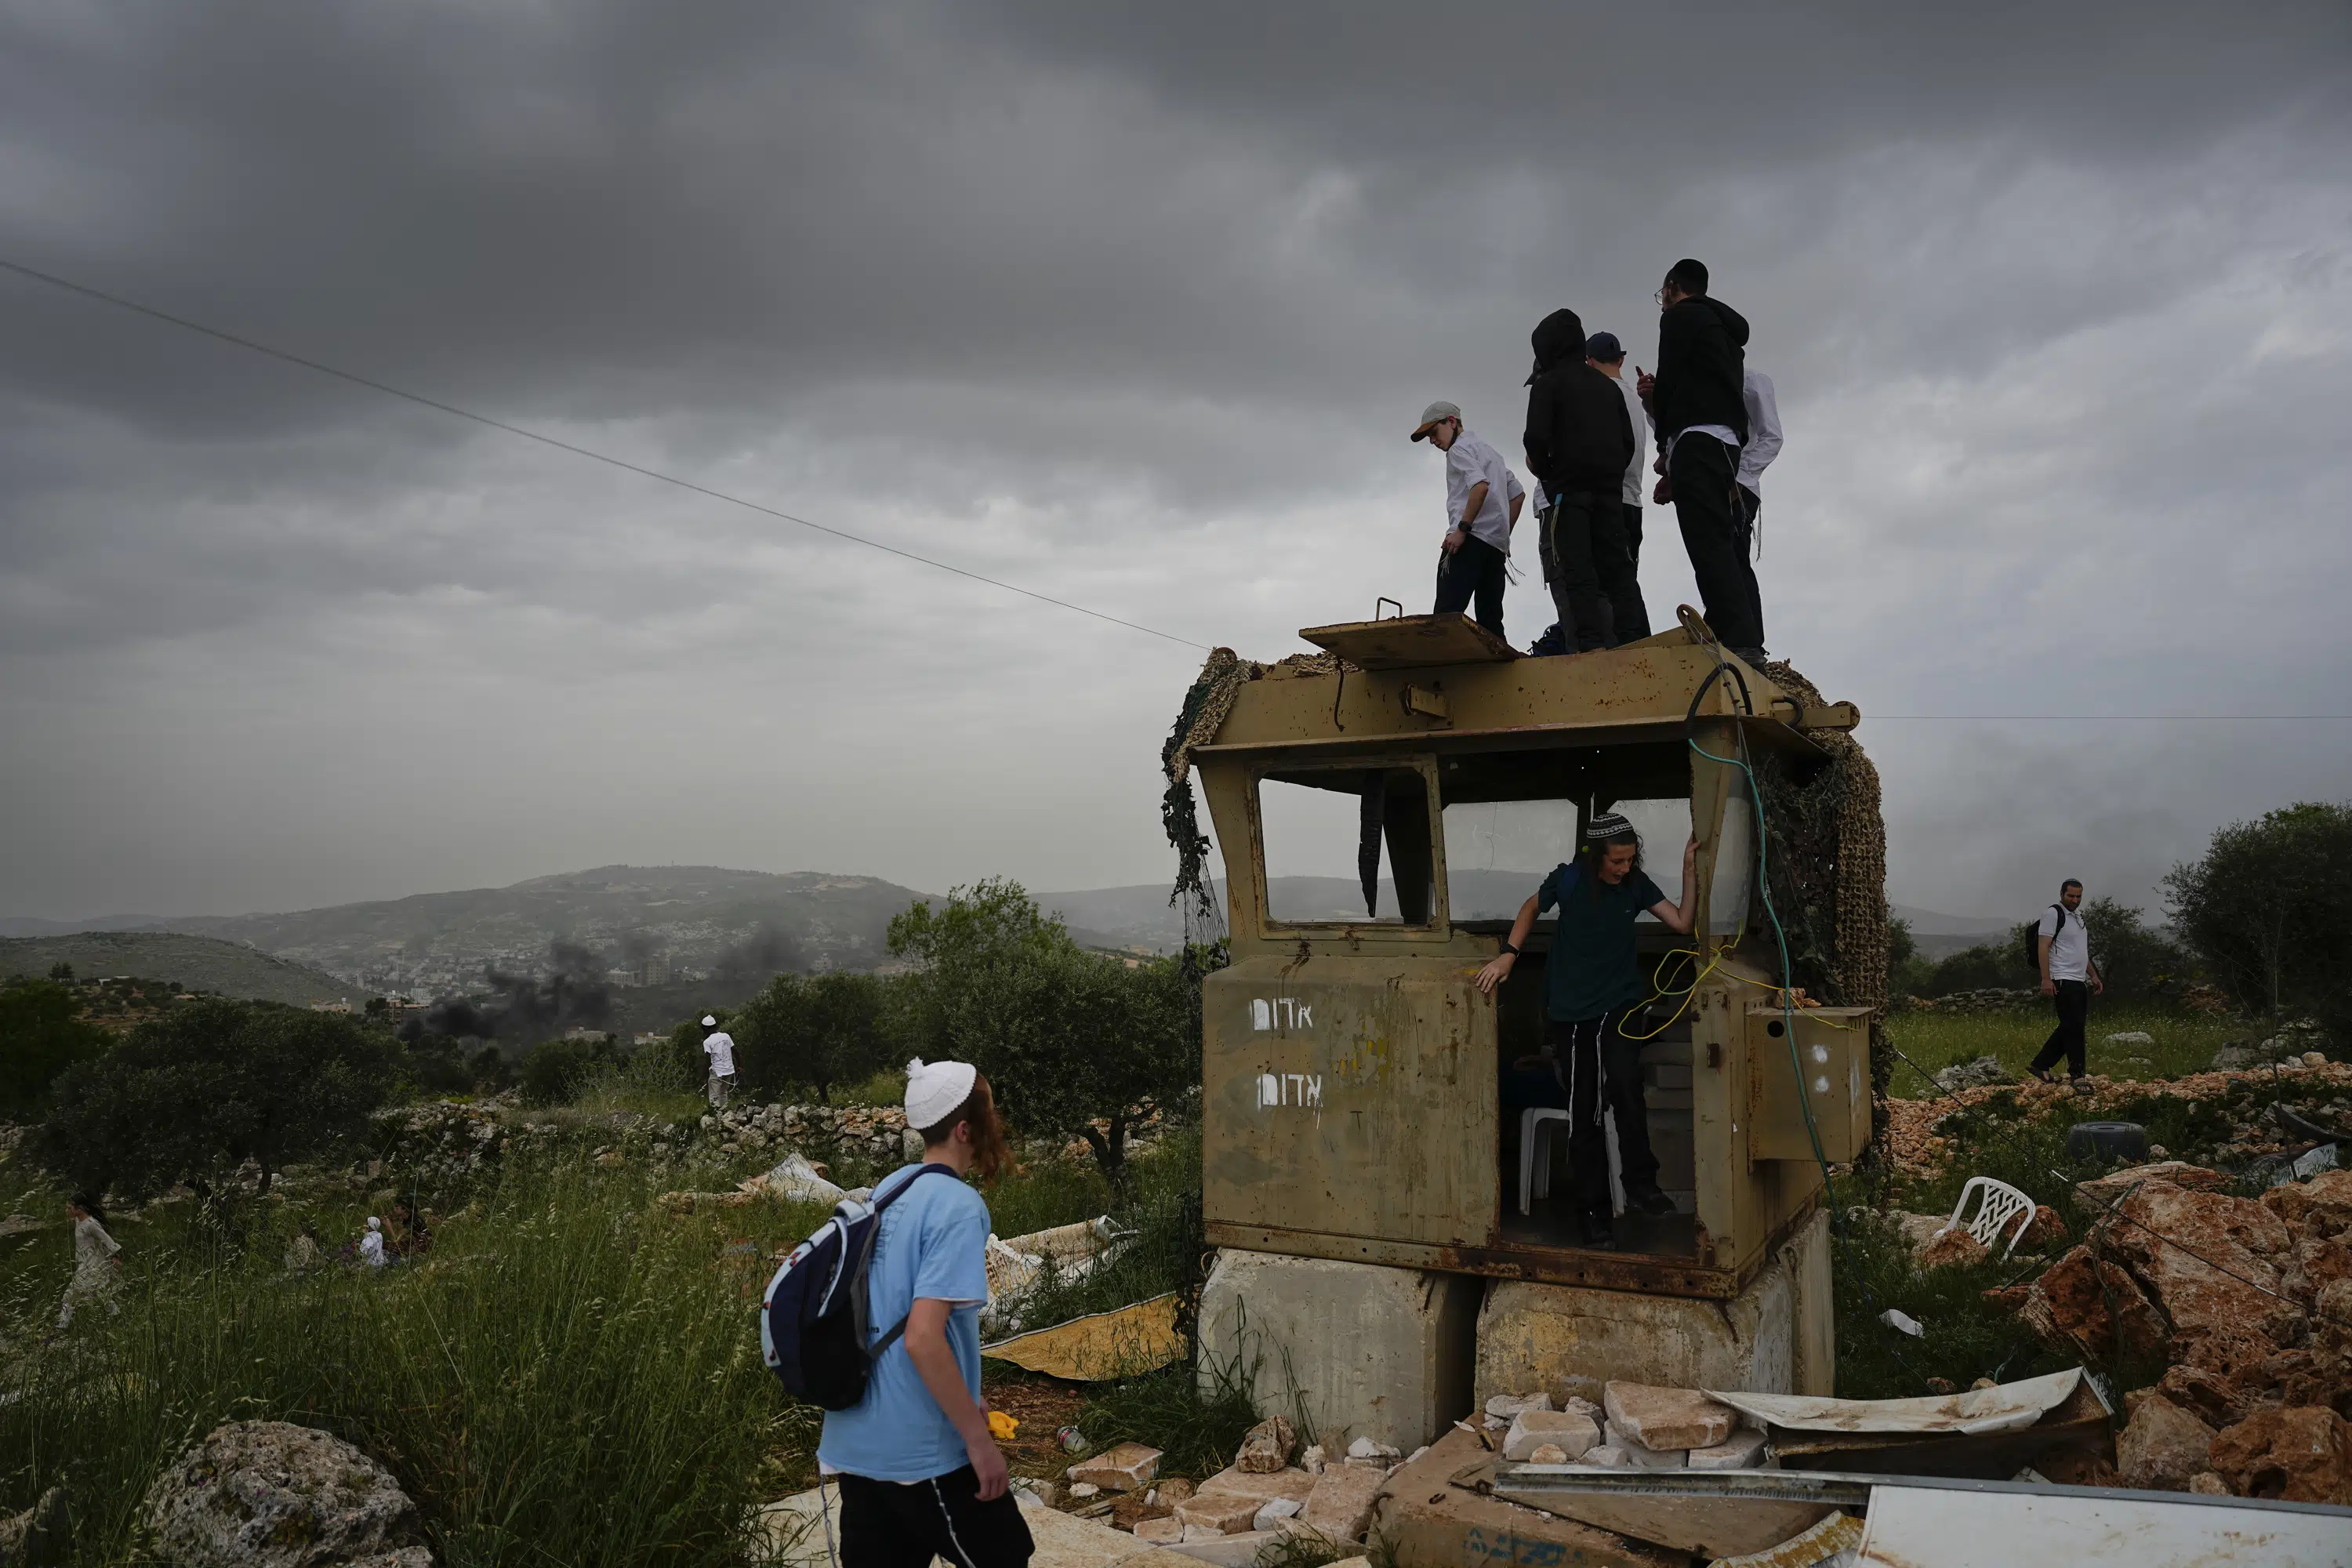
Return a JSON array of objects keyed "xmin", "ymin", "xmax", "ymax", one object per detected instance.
[
  {"xmin": 0, "ymin": 1112, "xmax": 1207, "ymax": 1566},
  {"xmin": 1885, "ymin": 1001, "xmax": 2251, "ymax": 1097}
]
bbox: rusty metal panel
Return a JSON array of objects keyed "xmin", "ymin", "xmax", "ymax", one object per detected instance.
[
  {"xmin": 1203, "ymin": 1219, "xmax": 1742, "ymax": 1298},
  {"xmin": 1299, "ymin": 614, "xmax": 1518, "ymax": 669},
  {"xmin": 1749, "ymin": 1006, "xmax": 1873, "ymax": 1163},
  {"xmin": 1203, "ymin": 956, "xmax": 1496, "ymax": 1248}
]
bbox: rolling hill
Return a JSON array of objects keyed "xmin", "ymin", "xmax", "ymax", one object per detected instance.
[{"xmin": 0, "ymin": 932, "xmax": 355, "ymax": 1006}]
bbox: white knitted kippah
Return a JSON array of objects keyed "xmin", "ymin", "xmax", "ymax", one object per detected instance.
[{"xmin": 904, "ymin": 1057, "xmax": 978, "ymax": 1132}]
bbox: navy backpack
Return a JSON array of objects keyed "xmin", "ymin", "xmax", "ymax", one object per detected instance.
[{"xmin": 759, "ymin": 1163, "xmax": 959, "ymax": 1410}]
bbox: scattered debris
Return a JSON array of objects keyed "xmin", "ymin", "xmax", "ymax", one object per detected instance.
[
  {"xmin": 1067, "ymin": 1441, "xmax": 1161, "ymax": 1494},
  {"xmin": 1233, "ymin": 1414, "xmax": 1298, "ymax": 1474},
  {"xmin": 1878, "ymin": 1308, "xmax": 1923, "ymax": 1338},
  {"xmin": 982, "ymin": 1292, "xmax": 1183, "ymax": 1381},
  {"xmin": 2115, "ymin": 1390, "xmax": 2217, "ymax": 1491},
  {"xmin": 1503, "ymin": 1408, "xmax": 1599, "ymax": 1462},
  {"xmin": 1603, "ymin": 1382, "xmax": 1737, "ymax": 1450},
  {"xmin": 1933, "ymin": 1055, "xmax": 2009, "ymax": 1092},
  {"xmin": 1702, "ymin": 1508, "xmax": 1863, "ymax": 1568}
]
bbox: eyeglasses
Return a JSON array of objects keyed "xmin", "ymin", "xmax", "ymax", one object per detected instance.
[{"xmin": 1653, "ymin": 287, "xmax": 1671, "ymax": 307}]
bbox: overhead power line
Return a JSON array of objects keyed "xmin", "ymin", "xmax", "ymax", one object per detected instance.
[{"xmin": 0, "ymin": 255, "xmax": 1210, "ymax": 652}]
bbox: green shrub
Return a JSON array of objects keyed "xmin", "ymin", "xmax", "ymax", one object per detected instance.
[{"xmin": 517, "ymin": 1036, "xmax": 619, "ymax": 1107}]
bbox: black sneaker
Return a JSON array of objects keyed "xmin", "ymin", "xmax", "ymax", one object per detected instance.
[
  {"xmin": 1626, "ymin": 1186, "xmax": 1677, "ymax": 1218},
  {"xmin": 1580, "ymin": 1213, "xmax": 1617, "ymax": 1250}
]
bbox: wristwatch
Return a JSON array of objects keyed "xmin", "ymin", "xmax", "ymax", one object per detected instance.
[{"xmin": 1499, "ymin": 941, "xmax": 1520, "ymax": 957}]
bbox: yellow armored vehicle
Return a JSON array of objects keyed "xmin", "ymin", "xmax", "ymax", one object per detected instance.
[{"xmin": 1167, "ymin": 609, "xmax": 1885, "ymax": 1311}]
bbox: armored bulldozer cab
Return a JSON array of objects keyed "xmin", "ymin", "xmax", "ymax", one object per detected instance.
[{"xmin": 1189, "ymin": 612, "xmax": 1871, "ymax": 1298}]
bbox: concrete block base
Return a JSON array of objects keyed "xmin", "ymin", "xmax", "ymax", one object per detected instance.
[
  {"xmin": 1475, "ymin": 1223, "xmax": 1824, "ymax": 1408},
  {"xmin": 1197, "ymin": 1249, "xmax": 1479, "ymax": 1452}
]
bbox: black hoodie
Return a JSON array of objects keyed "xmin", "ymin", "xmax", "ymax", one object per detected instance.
[
  {"xmin": 1653, "ymin": 295, "xmax": 1750, "ymax": 445},
  {"xmin": 1522, "ymin": 308, "xmax": 1634, "ymax": 496}
]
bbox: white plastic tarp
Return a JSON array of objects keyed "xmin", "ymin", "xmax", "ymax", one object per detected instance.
[
  {"xmin": 1705, "ymin": 1367, "xmax": 2081, "ymax": 1437},
  {"xmin": 1856, "ymin": 1480, "xmax": 2352, "ymax": 1567}
]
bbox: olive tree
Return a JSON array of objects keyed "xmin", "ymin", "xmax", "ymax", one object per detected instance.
[
  {"xmin": 732, "ymin": 971, "xmax": 891, "ymax": 1104},
  {"xmin": 31, "ymin": 998, "xmax": 397, "ymax": 1204},
  {"xmin": 2165, "ymin": 801, "xmax": 2352, "ymax": 1024}
]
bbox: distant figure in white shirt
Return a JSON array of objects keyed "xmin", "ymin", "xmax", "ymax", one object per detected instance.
[
  {"xmin": 359, "ymin": 1215, "xmax": 387, "ymax": 1269},
  {"xmin": 1582, "ymin": 331, "xmax": 1653, "ymax": 641},
  {"xmin": 1735, "ymin": 369, "xmax": 1784, "ymax": 554},
  {"xmin": 2028, "ymin": 881, "xmax": 2104, "ymax": 1089},
  {"xmin": 701, "ymin": 1014, "xmax": 738, "ymax": 1110}
]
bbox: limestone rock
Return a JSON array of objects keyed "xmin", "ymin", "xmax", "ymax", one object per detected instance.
[
  {"xmin": 1069, "ymin": 1442, "xmax": 1161, "ymax": 1493},
  {"xmin": 1688, "ymin": 1428, "xmax": 1768, "ymax": 1470},
  {"xmin": 1068, "ymin": 1483, "xmax": 1101, "ymax": 1500},
  {"xmin": 1132, "ymin": 1517, "xmax": 1185, "ymax": 1544},
  {"xmin": 1484, "ymin": 1391, "xmax": 1554, "ymax": 1421},
  {"xmin": 1934, "ymin": 1055, "xmax": 2008, "ymax": 1091},
  {"xmin": 2286, "ymin": 1233, "xmax": 2352, "ymax": 1305},
  {"xmin": 1300, "ymin": 1444, "xmax": 1326, "ymax": 1475},
  {"xmin": 1250, "ymin": 1498, "xmax": 1301, "ymax": 1532},
  {"xmin": 1525, "ymin": 1445, "xmax": 1568, "ymax": 1464},
  {"xmin": 1579, "ymin": 1446, "xmax": 1628, "ymax": 1467},
  {"xmin": 2116, "ymin": 1392, "xmax": 2215, "ymax": 1491},
  {"xmin": 1298, "ymin": 1464, "xmax": 1384, "ymax": 1543},
  {"xmin": 1602, "ymin": 1382, "xmax": 1735, "ymax": 1450},
  {"xmin": 1503, "ymin": 1410, "xmax": 1599, "ymax": 1463},
  {"xmin": 2016, "ymin": 1244, "xmax": 2166, "ymax": 1361},
  {"xmin": 1156, "ymin": 1478, "xmax": 1195, "ymax": 1505},
  {"xmin": 0, "ymin": 1486, "xmax": 66, "ymax": 1566},
  {"xmin": 1343, "ymin": 1436, "xmax": 1400, "ymax": 1469},
  {"xmin": 2208, "ymin": 1406, "xmax": 2352, "ymax": 1504},
  {"xmin": 1233, "ymin": 1415, "xmax": 1298, "ymax": 1474},
  {"xmin": 1601, "ymin": 1421, "xmax": 1686, "ymax": 1468},
  {"xmin": 1918, "ymin": 1227, "xmax": 1989, "ymax": 1269},
  {"xmin": 2073, "ymin": 1163, "xmax": 2230, "ymax": 1213},
  {"xmin": 2018, "ymin": 1204, "xmax": 2068, "ymax": 1251},
  {"xmin": 2106, "ymin": 1181, "xmax": 2303, "ymax": 1370},
  {"xmin": 1172, "ymin": 1491, "xmax": 1262, "ymax": 1537},
  {"xmin": 2156, "ymin": 1363, "xmax": 2250, "ymax": 1430},
  {"xmin": 141, "ymin": 1421, "xmax": 434, "ymax": 1568},
  {"xmin": 2187, "ymin": 1471, "xmax": 2232, "ymax": 1496}
]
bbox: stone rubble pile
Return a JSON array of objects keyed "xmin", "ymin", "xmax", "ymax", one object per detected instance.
[
  {"xmin": 140, "ymin": 1421, "xmax": 434, "ymax": 1568},
  {"xmin": 1904, "ymin": 988, "xmax": 2042, "ymax": 1014},
  {"xmin": 1932, "ymin": 1054, "xmax": 2009, "ymax": 1092},
  {"xmin": 700, "ymin": 1102, "xmax": 914, "ymax": 1168},
  {"xmin": 1999, "ymin": 1161, "xmax": 2352, "ymax": 1501},
  {"xmin": 2209, "ymin": 1018, "xmax": 2334, "ymax": 1073}
]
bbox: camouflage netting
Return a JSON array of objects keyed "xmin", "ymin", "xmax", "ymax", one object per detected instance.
[
  {"xmin": 1160, "ymin": 648, "xmax": 1348, "ymax": 933},
  {"xmin": 1756, "ymin": 659, "xmax": 1893, "ymax": 1158}
]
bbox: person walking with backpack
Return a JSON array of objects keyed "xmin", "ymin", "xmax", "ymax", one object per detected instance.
[
  {"xmin": 1471, "ymin": 813, "xmax": 1700, "ymax": 1249},
  {"xmin": 2027, "ymin": 880, "xmax": 2103, "ymax": 1088},
  {"xmin": 815, "ymin": 1058, "xmax": 1030, "ymax": 1568}
]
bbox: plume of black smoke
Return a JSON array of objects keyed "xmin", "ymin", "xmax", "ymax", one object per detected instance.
[
  {"xmin": 399, "ymin": 941, "xmax": 614, "ymax": 1043},
  {"xmin": 618, "ymin": 927, "xmax": 660, "ymax": 964},
  {"xmin": 713, "ymin": 920, "xmax": 804, "ymax": 982}
]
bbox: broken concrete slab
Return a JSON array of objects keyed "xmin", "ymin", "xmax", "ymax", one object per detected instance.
[
  {"xmin": 1297, "ymin": 1465, "xmax": 1383, "ymax": 1542},
  {"xmin": 1069, "ymin": 1443, "xmax": 1162, "ymax": 1493},
  {"xmin": 1250, "ymin": 1498, "xmax": 1300, "ymax": 1532},
  {"xmin": 1601, "ymin": 1421, "xmax": 1686, "ymax": 1468},
  {"xmin": 1131, "ymin": 1517, "xmax": 1184, "ymax": 1544},
  {"xmin": 1503, "ymin": 1409, "xmax": 1599, "ymax": 1462},
  {"xmin": 1687, "ymin": 1428, "xmax": 1769, "ymax": 1470},
  {"xmin": 1198, "ymin": 1250, "xmax": 1480, "ymax": 1452},
  {"xmin": 1484, "ymin": 1390, "xmax": 1553, "ymax": 1421},
  {"xmin": 1370, "ymin": 1429, "xmax": 1682, "ymax": 1568},
  {"xmin": 1192, "ymin": 1466, "xmax": 1319, "ymax": 1504},
  {"xmin": 1602, "ymin": 1382, "xmax": 1737, "ymax": 1450},
  {"xmin": 1476, "ymin": 1250, "xmax": 1796, "ymax": 1410}
]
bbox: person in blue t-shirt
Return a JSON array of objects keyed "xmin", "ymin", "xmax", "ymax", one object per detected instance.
[
  {"xmin": 1475, "ymin": 811, "xmax": 1699, "ymax": 1249},
  {"xmin": 818, "ymin": 1058, "xmax": 1032, "ymax": 1568}
]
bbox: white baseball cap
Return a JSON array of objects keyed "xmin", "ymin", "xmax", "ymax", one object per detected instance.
[
  {"xmin": 905, "ymin": 1057, "xmax": 978, "ymax": 1132},
  {"xmin": 1410, "ymin": 400, "xmax": 1461, "ymax": 441}
]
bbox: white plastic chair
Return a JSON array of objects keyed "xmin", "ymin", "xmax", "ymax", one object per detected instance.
[
  {"xmin": 1937, "ymin": 1176, "xmax": 2037, "ymax": 1259},
  {"xmin": 1519, "ymin": 1107, "xmax": 1573, "ymax": 1214}
]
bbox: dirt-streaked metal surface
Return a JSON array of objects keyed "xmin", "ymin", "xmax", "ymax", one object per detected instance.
[
  {"xmin": 1856, "ymin": 1480, "xmax": 2352, "ymax": 1567},
  {"xmin": 1710, "ymin": 1368, "xmax": 2082, "ymax": 1436}
]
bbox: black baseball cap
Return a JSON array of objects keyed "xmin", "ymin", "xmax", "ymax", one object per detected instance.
[{"xmin": 1585, "ymin": 332, "xmax": 1625, "ymax": 361}]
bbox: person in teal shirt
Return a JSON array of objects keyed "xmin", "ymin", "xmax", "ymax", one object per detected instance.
[{"xmin": 1477, "ymin": 811, "xmax": 1698, "ymax": 1248}]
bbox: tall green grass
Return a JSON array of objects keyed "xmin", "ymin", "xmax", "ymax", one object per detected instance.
[{"xmin": 1, "ymin": 1160, "xmax": 797, "ymax": 1567}]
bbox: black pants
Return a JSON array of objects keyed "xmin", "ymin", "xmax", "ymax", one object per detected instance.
[
  {"xmin": 1544, "ymin": 1011, "xmax": 1661, "ymax": 1217},
  {"xmin": 836, "ymin": 1467, "xmax": 1035, "ymax": 1568},
  {"xmin": 1618, "ymin": 503, "xmax": 1653, "ymax": 641},
  {"xmin": 1434, "ymin": 533, "xmax": 1508, "ymax": 639},
  {"xmin": 1670, "ymin": 435, "xmax": 1766, "ymax": 658},
  {"xmin": 1545, "ymin": 492, "xmax": 1642, "ymax": 652},
  {"xmin": 2030, "ymin": 980, "xmax": 2091, "ymax": 1078}
]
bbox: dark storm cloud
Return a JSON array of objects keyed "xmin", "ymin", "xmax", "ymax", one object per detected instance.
[{"xmin": 2, "ymin": 2, "xmax": 2348, "ymax": 920}]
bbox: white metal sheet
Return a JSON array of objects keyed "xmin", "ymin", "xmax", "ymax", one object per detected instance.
[
  {"xmin": 1857, "ymin": 1483, "xmax": 2352, "ymax": 1568},
  {"xmin": 1707, "ymin": 1367, "xmax": 2080, "ymax": 1436}
]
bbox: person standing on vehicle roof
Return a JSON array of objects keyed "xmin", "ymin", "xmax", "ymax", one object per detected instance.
[
  {"xmin": 1582, "ymin": 330, "xmax": 1653, "ymax": 641},
  {"xmin": 1412, "ymin": 400, "xmax": 1526, "ymax": 641},
  {"xmin": 1735, "ymin": 368, "xmax": 1783, "ymax": 552},
  {"xmin": 1638, "ymin": 260, "xmax": 1766, "ymax": 664},
  {"xmin": 1473, "ymin": 813, "xmax": 1699, "ymax": 1249},
  {"xmin": 1522, "ymin": 309, "xmax": 1637, "ymax": 654},
  {"xmin": 2027, "ymin": 880, "xmax": 2103, "ymax": 1089}
]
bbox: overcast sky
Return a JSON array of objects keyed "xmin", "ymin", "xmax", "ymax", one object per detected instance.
[{"xmin": 4, "ymin": 2, "xmax": 2349, "ymax": 925}]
